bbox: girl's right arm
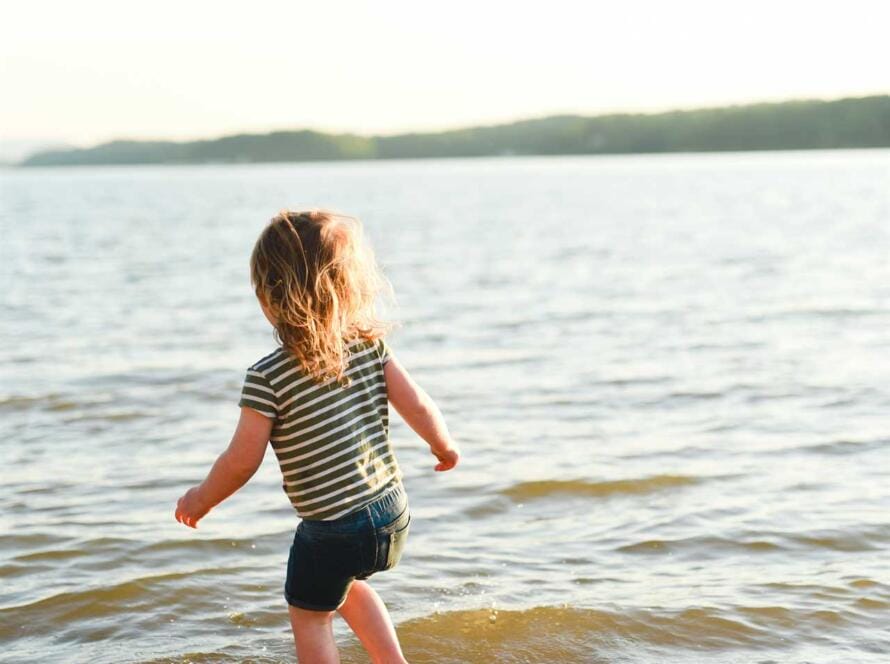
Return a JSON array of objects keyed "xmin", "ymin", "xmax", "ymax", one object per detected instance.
[{"xmin": 384, "ymin": 356, "xmax": 460, "ymax": 471}]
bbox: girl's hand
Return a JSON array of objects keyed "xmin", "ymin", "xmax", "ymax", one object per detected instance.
[
  {"xmin": 175, "ymin": 486, "xmax": 210, "ymax": 529},
  {"xmin": 433, "ymin": 446, "xmax": 460, "ymax": 472}
]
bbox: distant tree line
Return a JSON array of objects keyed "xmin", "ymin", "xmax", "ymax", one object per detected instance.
[{"xmin": 19, "ymin": 95, "xmax": 890, "ymax": 167}]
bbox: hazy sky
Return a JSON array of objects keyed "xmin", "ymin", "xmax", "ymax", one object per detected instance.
[{"xmin": 2, "ymin": 0, "xmax": 888, "ymax": 147}]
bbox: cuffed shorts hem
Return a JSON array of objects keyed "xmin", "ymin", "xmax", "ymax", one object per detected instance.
[{"xmin": 284, "ymin": 590, "xmax": 347, "ymax": 612}]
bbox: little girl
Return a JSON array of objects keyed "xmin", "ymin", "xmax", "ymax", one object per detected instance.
[{"xmin": 174, "ymin": 209, "xmax": 460, "ymax": 663}]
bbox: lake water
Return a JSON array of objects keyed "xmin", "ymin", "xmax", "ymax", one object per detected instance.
[{"xmin": 1, "ymin": 151, "xmax": 889, "ymax": 663}]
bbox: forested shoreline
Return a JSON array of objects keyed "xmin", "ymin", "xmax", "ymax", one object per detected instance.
[{"xmin": 19, "ymin": 95, "xmax": 890, "ymax": 167}]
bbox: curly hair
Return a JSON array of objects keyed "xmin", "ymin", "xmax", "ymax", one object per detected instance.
[{"xmin": 249, "ymin": 208, "xmax": 394, "ymax": 386}]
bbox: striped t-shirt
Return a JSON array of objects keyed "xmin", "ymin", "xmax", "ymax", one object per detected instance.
[{"xmin": 238, "ymin": 336, "xmax": 403, "ymax": 521}]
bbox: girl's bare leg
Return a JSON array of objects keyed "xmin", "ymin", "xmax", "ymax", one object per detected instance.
[
  {"xmin": 287, "ymin": 605, "xmax": 339, "ymax": 663},
  {"xmin": 337, "ymin": 580, "xmax": 407, "ymax": 664}
]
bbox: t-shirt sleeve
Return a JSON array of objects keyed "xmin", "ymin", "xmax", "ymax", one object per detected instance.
[
  {"xmin": 238, "ymin": 368, "xmax": 278, "ymax": 420},
  {"xmin": 378, "ymin": 337, "xmax": 393, "ymax": 365}
]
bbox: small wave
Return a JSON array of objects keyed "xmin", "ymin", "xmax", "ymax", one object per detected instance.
[
  {"xmin": 338, "ymin": 604, "xmax": 789, "ymax": 662},
  {"xmin": 796, "ymin": 437, "xmax": 889, "ymax": 456},
  {"xmin": 0, "ymin": 532, "xmax": 72, "ymax": 552},
  {"xmin": 742, "ymin": 307, "xmax": 887, "ymax": 323},
  {"xmin": 0, "ymin": 567, "xmax": 248, "ymax": 638},
  {"xmin": 592, "ymin": 375, "xmax": 671, "ymax": 387},
  {"xmin": 139, "ymin": 599, "xmax": 884, "ymax": 662},
  {"xmin": 61, "ymin": 410, "xmax": 153, "ymax": 424},
  {"xmin": 12, "ymin": 548, "xmax": 90, "ymax": 563},
  {"xmin": 443, "ymin": 354, "xmax": 548, "ymax": 371},
  {"xmin": 617, "ymin": 527, "xmax": 888, "ymax": 557},
  {"xmin": 854, "ymin": 597, "xmax": 890, "ymax": 610},
  {"xmin": 617, "ymin": 536, "xmax": 782, "ymax": 555},
  {"xmin": 120, "ymin": 477, "xmax": 199, "ymax": 491},
  {"xmin": 72, "ymin": 369, "xmax": 216, "ymax": 388},
  {"xmin": 0, "ymin": 393, "xmax": 83, "ymax": 413},
  {"xmin": 500, "ymin": 474, "xmax": 699, "ymax": 501},
  {"xmin": 0, "ymin": 392, "xmax": 144, "ymax": 417},
  {"xmin": 786, "ymin": 528, "xmax": 885, "ymax": 552},
  {"xmin": 759, "ymin": 579, "xmax": 889, "ymax": 597},
  {"xmin": 663, "ymin": 390, "xmax": 724, "ymax": 401},
  {"xmin": 146, "ymin": 655, "xmax": 280, "ymax": 664}
]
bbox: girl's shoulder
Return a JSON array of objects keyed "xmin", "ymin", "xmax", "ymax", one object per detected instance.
[
  {"xmin": 250, "ymin": 347, "xmax": 291, "ymax": 373},
  {"xmin": 376, "ymin": 336, "xmax": 393, "ymax": 365}
]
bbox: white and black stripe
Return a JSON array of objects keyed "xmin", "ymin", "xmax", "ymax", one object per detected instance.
[{"xmin": 238, "ymin": 337, "xmax": 400, "ymax": 520}]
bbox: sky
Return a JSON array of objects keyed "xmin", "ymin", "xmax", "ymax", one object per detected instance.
[{"xmin": 2, "ymin": 0, "xmax": 888, "ymax": 149}]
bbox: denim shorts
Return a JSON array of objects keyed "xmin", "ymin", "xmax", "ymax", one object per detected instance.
[{"xmin": 284, "ymin": 481, "xmax": 410, "ymax": 611}]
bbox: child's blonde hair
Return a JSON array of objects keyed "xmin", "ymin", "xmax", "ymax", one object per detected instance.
[{"xmin": 249, "ymin": 208, "xmax": 393, "ymax": 385}]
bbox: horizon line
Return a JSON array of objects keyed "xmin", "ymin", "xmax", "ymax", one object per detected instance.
[{"xmin": 7, "ymin": 90, "xmax": 889, "ymax": 152}]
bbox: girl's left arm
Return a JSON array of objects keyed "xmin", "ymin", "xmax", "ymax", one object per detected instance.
[{"xmin": 175, "ymin": 407, "xmax": 273, "ymax": 528}]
